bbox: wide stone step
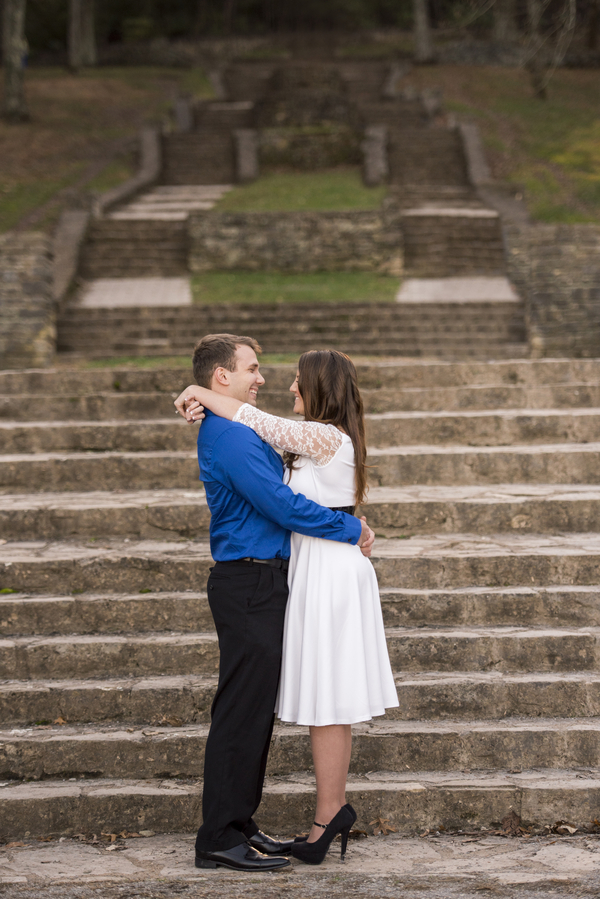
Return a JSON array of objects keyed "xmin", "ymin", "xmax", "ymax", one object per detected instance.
[
  {"xmin": 0, "ymin": 632, "xmax": 219, "ymax": 680},
  {"xmin": 5, "ymin": 407, "xmax": 598, "ymax": 453},
  {"xmin": 370, "ymin": 442, "xmax": 600, "ymax": 486},
  {"xmin": 0, "ymin": 420, "xmax": 199, "ymax": 453},
  {"xmin": 3, "ymin": 441, "xmax": 599, "ymax": 492},
  {"xmin": 0, "ymin": 450, "xmax": 198, "ymax": 492},
  {"xmin": 5, "ymin": 484, "xmax": 600, "ymax": 540},
  {"xmin": 3, "ymin": 584, "xmax": 600, "ymax": 638},
  {"xmin": 5, "ymin": 358, "xmax": 600, "ymax": 393},
  {"xmin": 367, "ymin": 408, "xmax": 600, "ymax": 447},
  {"xmin": 3, "ymin": 534, "xmax": 600, "ymax": 593},
  {"xmin": 3, "ymin": 670, "xmax": 600, "ymax": 726},
  {"xmin": 0, "ymin": 591, "xmax": 211, "ymax": 635},
  {"xmin": 1, "ymin": 625, "xmax": 596, "ymax": 680},
  {"xmin": 2, "ymin": 769, "xmax": 600, "ymax": 840},
  {"xmin": 3, "ymin": 718, "xmax": 600, "ymax": 782},
  {"xmin": 6, "ymin": 385, "xmax": 600, "ymax": 417},
  {"xmin": 59, "ymin": 339, "xmax": 529, "ymax": 361}
]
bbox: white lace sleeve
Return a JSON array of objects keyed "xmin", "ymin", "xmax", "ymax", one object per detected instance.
[{"xmin": 233, "ymin": 404, "xmax": 343, "ymax": 466}]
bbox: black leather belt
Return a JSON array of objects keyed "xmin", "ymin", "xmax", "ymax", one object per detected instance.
[
  {"xmin": 232, "ymin": 557, "xmax": 290, "ymax": 571},
  {"xmin": 330, "ymin": 505, "xmax": 356, "ymax": 515}
]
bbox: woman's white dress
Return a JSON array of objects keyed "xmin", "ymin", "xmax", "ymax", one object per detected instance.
[{"xmin": 233, "ymin": 404, "xmax": 399, "ymax": 726}]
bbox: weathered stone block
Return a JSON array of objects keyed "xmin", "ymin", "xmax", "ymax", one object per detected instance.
[
  {"xmin": 0, "ymin": 233, "xmax": 55, "ymax": 369},
  {"xmin": 189, "ymin": 209, "xmax": 403, "ymax": 274}
]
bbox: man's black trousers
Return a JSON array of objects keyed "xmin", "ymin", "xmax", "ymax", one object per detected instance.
[{"xmin": 195, "ymin": 560, "xmax": 289, "ymax": 853}]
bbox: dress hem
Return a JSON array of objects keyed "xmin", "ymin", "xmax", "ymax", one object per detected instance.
[{"xmin": 276, "ymin": 704, "xmax": 399, "ymax": 727}]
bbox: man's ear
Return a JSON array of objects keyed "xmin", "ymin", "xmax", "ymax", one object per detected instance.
[{"xmin": 213, "ymin": 366, "xmax": 231, "ymax": 387}]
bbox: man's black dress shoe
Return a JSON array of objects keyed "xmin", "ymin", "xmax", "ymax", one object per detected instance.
[
  {"xmin": 195, "ymin": 842, "xmax": 290, "ymax": 871},
  {"xmin": 248, "ymin": 830, "xmax": 295, "ymax": 855}
]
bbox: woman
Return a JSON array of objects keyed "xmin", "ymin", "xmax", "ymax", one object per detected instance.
[{"xmin": 176, "ymin": 350, "xmax": 398, "ymax": 863}]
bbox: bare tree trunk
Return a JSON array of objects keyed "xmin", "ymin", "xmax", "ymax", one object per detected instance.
[
  {"xmin": 69, "ymin": 0, "xmax": 96, "ymax": 70},
  {"xmin": 223, "ymin": 0, "xmax": 237, "ymax": 34},
  {"xmin": 413, "ymin": 0, "xmax": 434, "ymax": 63},
  {"xmin": 2, "ymin": 0, "xmax": 29, "ymax": 122},
  {"xmin": 587, "ymin": 0, "xmax": 600, "ymax": 49},
  {"xmin": 525, "ymin": 0, "xmax": 547, "ymax": 98},
  {"xmin": 493, "ymin": 0, "xmax": 518, "ymax": 42},
  {"xmin": 193, "ymin": 0, "xmax": 207, "ymax": 37}
]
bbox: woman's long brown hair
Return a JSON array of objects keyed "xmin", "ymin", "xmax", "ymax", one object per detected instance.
[{"xmin": 283, "ymin": 350, "xmax": 368, "ymax": 506}]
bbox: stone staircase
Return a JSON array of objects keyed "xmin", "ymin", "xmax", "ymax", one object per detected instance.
[
  {"xmin": 57, "ymin": 300, "xmax": 527, "ymax": 359},
  {"xmin": 79, "ymin": 220, "xmax": 189, "ymax": 280},
  {"xmin": 162, "ymin": 102, "xmax": 253, "ymax": 186},
  {"xmin": 2, "ymin": 357, "xmax": 600, "ymax": 839}
]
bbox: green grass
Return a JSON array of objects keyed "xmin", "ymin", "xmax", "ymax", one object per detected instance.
[
  {"xmin": 191, "ymin": 271, "xmax": 399, "ymax": 305},
  {"xmin": 86, "ymin": 155, "xmax": 137, "ymax": 195},
  {"xmin": 0, "ymin": 66, "xmax": 214, "ymax": 233},
  {"xmin": 215, "ymin": 170, "xmax": 387, "ymax": 212}
]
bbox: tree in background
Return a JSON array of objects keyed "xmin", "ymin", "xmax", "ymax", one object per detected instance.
[
  {"xmin": 68, "ymin": 0, "xmax": 96, "ymax": 69},
  {"xmin": 413, "ymin": 0, "xmax": 434, "ymax": 61},
  {"xmin": 493, "ymin": 0, "xmax": 518, "ymax": 41},
  {"xmin": 2, "ymin": 0, "xmax": 29, "ymax": 121},
  {"xmin": 524, "ymin": 0, "xmax": 577, "ymax": 98}
]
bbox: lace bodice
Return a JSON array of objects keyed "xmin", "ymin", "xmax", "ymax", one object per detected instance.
[{"xmin": 233, "ymin": 404, "xmax": 343, "ymax": 467}]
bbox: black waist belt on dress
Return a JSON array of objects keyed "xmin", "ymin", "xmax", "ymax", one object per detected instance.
[{"xmin": 329, "ymin": 505, "xmax": 356, "ymax": 515}]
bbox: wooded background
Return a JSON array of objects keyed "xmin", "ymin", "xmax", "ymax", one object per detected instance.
[{"xmin": 2, "ymin": 0, "xmax": 599, "ymax": 51}]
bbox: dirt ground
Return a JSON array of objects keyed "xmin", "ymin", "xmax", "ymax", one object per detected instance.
[{"xmin": 1, "ymin": 832, "xmax": 600, "ymax": 898}]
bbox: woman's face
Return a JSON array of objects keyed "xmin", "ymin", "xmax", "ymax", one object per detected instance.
[{"xmin": 289, "ymin": 370, "xmax": 305, "ymax": 415}]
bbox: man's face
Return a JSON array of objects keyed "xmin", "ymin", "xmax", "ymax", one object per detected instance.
[{"xmin": 225, "ymin": 344, "xmax": 265, "ymax": 406}]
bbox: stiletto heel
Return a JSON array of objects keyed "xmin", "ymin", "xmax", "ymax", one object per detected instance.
[
  {"xmin": 291, "ymin": 804, "xmax": 357, "ymax": 865},
  {"xmin": 340, "ymin": 824, "xmax": 351, "ymax": 861}
]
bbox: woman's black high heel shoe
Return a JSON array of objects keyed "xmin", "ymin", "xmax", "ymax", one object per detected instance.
[{"xmin": 291, "ymin": 804, "xmax": 357, "ymax": 865}]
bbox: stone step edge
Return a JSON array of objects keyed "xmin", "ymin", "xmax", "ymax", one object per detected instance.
[
  {"xmin": 5, "ymin": 406, "xmax": 600, "ymax": 427},
  {"xmin": 4, "ymin": 484, "xmax": 600, "ymax": 511},
  {"xmin": 6, "ymin": 533, "xmax": 600, "ymax": 561},
  {"xmin": 2, "ymin": 770, "xmax": 600, "ymax": 840},
  {"xmin": 2, "ymin": 670, "xmax": 600, "ymax": 695},
  {"xmin": 3, "ymin": 440, "xmax": 600, "ymax": 463},
  {"xmin": 3, "ymin": 626, "xmax": 599, "ymax": 652},
  {"xmin": 4, "ymin": 716, "xmax": 600, "ymax": 743},
  {"xmin": 2, "ymin": 584, "xmax": 599, "ymax": 604}
]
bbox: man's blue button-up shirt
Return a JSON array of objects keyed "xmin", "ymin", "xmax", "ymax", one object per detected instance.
[{"xmin": 197, "ymin": 410, "xmax": 362, "ymax": 561}]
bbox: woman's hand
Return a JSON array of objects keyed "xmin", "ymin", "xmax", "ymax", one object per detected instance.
[
  {"xmin": 174, "ymin": 386, "xmax": 205, "ymax": 423},
  {"xmin": 358, "ymin": 516, "xmax": 375, "ymax": 558}
]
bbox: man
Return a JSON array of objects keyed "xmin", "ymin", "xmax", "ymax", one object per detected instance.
[{"xmin": 177, "ymin": 334, "xmax": 373, "ymax": 872}]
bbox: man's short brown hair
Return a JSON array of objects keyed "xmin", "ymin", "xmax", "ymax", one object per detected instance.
[{"xmin": 192, "ymin": 333, "xmax": 262, "ymax": 388}]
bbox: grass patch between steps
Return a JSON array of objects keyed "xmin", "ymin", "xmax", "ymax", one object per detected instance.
[
  {"xmin": 214, "ymin": 170, "xmax": 387, "ymax": 212},
  {"xmin": 190, "ymin": 271, "xmax": 399, "ymax": 305}
]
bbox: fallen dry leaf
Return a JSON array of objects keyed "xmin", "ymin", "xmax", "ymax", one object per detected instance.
[
  {"xmin": 101, "ymin": 833, "xmax": 118, "ymax": 842},
  {"xmin": 158, "ymin": 715, "xmax": 184, "ymax": 728},
  {"xmin": 36, "ymin": 837, "xmax": 52, "ymax": 842},
  {"xmin": 501, "ymin": 810, "xmax": 529, "ymax": 836},
  {"xmin": 556, "ymin": 824, "xmax": 578, "ymax": 835},
  {"xmin": 53, "ymin": 717, "xmax": 67, "ymax": 726},
  {"xmin": 369, "ymin": 817, "xmax": 397, "ymax": 836}
]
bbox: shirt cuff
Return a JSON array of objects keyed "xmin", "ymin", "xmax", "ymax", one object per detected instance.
[{"xmin": 345, "ymin": 514, "xmax": 363, "ymax": 545}]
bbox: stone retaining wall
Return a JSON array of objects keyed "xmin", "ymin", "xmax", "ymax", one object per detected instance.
[
  {"xmin": 0, "ymin": 233, "xmax": 55, "ymax": 369},
  {"xmin": 189, "ymin": 208, "xmax": 403, "ymax": 274},
  {"xmin": 505, "ymin": 224, "xmax": 600, "ymax": 357}
]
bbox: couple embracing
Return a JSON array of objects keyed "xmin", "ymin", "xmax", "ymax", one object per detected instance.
[{"xmin": 174, "ymin": 333, "xmax": 398, "ymax": 872}]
